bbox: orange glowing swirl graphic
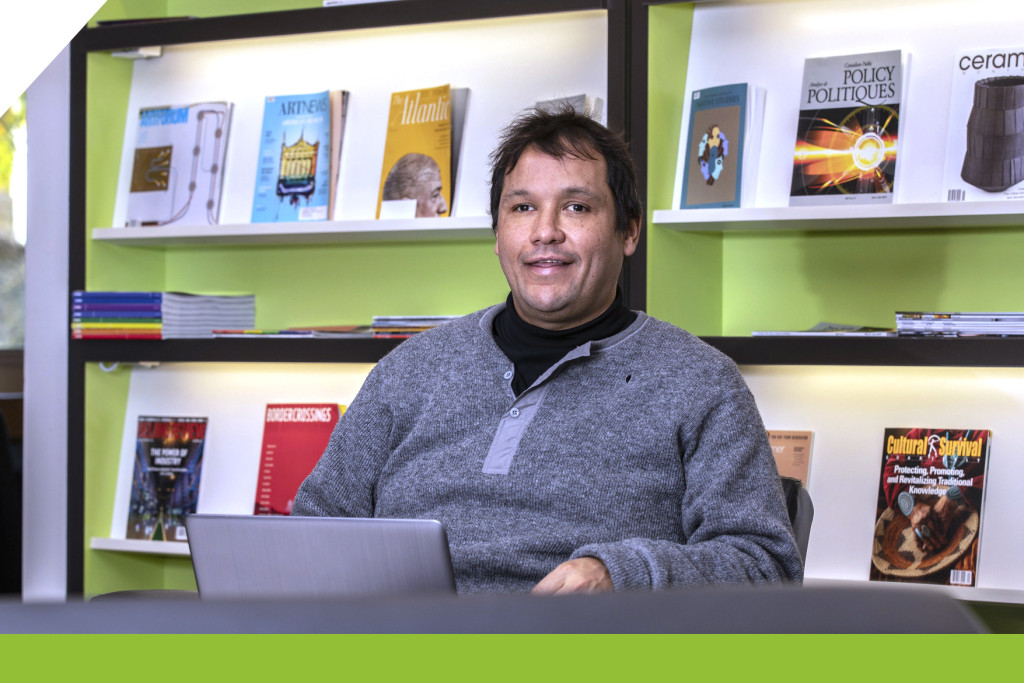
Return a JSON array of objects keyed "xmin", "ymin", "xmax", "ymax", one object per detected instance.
[{"xmin": 793, "ymin": 104, "xmax": 898, "ymax": 194}]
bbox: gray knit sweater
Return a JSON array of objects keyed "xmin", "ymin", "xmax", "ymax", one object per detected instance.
[{"xmin": 293, "ymin": 304, "xmax": 804, "ymax": 592}]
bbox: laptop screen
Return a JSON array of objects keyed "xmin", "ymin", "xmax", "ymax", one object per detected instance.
[{"xmin": 184, "ymin": 514, "xmax": 456, "ymax": 599}]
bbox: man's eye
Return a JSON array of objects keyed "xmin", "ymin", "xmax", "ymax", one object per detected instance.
[
  {"xmin": 511, "ymin": 204, "xmax": 533, "ymax": 212},
  {"xmin": 566, "ymin": 203, "xmax": 588, "ymax": 213}
]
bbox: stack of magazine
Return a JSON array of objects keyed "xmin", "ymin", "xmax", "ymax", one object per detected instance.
[
  {"xmin": 371, "ymin": 315, "xmax": 460, "ymax": 339},
  {"xmin": 71, "ymin": 291, "xmax": 255, "ymax": 339},
  {"xmin": 896, "ymin": 312, "xmax": 1024, "ymax": 337}
]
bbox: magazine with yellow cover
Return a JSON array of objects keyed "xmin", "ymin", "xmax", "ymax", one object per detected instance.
[{"xmin": 376, "ymin": 84, "xmax": 453, "ymax": 219}]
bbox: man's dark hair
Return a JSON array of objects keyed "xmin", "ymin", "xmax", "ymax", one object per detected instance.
[{"xmin": 488, "ymin": 107, "xmax": 643, "ymax": 236}]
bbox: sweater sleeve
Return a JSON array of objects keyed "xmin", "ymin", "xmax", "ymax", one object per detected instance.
[
  {"xmin": 570, "ymin": 388, "xmax": 804, "ymax": 590},
  {"xmin": 291, "ymin": 366, "xmax": 394, "ymax": 518}
]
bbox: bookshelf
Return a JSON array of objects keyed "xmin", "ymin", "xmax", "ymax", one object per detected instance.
[
  {"xmin": 70, "ymin": 0, "xmax": 623, "ymax": 596},
  {"xmin": 67, "ymin": 0, "xmax": 1024, "ymax": 611},
  {"xmin": 637, "ymin": 0, "xmax": 1024, "ymax": 605}
]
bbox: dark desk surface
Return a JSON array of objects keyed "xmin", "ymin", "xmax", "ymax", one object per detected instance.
[{"xmin": 0, "ymin": 583, "xmax": 987, "ymax": 633}]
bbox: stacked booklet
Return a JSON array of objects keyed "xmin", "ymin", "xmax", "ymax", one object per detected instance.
[
  {"xmin": 896, "ymin": 312, "xmax": 1024, "ymax": 337},
  {"xmin": 71, "ymin": 291, "xmax": 255, "ymax": 339},
  {"xmin": 371, "ymin": 315, "xmax": 460, "ymax": 339}
]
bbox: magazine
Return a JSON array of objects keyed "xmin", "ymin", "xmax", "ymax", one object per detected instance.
[
  {"xmin": 251, "ymin": 90, "xmax": 334, "ymax": 223},
  {"xmin": 125, "ymin": 101, "xmax": 233, "ymax": 227},
  {"xmin": 752, "ymin": 321, "xmax": 895, "ymax": 337},
  {"xmin": 253, "ymin": 403, "xmax": 343, "ymax": 515},
  {"xmin": 536, "ymin": 93, "xmax": 605, "ymax": 123},
  {"xmin": 767, "ymin": 430, "xmax": 814, "ymax": 486},
  {"xmin": 943, "ymin": 47, "xmax": 1024, "ymax": 202},
  {"xmin": 675, "ymin": 83, "xmax": 765, "ymax": 209},
  {"xmin": 328, "ymin": 90, "xmax": 350, "ymax": 220},
  {"xmin": 896, "ymin": 311, "xmax": 1024, "ymax": 337},
  {"xmin": 126, "ymin": 416, "xmax": 207, "ymax": 542},
  {"xmin": 790, "ymin": 50, "xmax": 904, "ymax": 206},
  {"xmin": 376, "ymin": 84, "xmax": 459, "ymax": 219},
  {"xmin": 869, "ymin": 427, "xmax": 991, "ymax": 587}
]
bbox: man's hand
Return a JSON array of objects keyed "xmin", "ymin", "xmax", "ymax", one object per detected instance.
[{"xmin": 531, "ymin": 557, "xmax": 614, "ymax": 595}]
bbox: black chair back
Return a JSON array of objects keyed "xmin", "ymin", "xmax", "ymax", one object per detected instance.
[{"xmin": 780, "ymin": 476, "xmax": 813, "ymax": 564}]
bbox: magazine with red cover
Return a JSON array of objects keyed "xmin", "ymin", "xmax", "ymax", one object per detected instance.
[
  {"xmin": 869, "ymin": 427, "xmax": 991, "ymax": 587},
  {"xmin": 253, "ymin": 403, "xmax": 343, "ymax": 515},
  {"xmin": 126, "ymin": 416, "xmax": 207, "ymax": 542}
]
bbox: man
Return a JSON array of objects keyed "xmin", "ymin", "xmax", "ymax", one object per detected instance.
[
  {"xmin": 294, "ymin": 108, "xmax": 803, "ymax": 593},
  {"xmin": 381, "ymin": 152, "xmax": 449, "ymax": 217}
]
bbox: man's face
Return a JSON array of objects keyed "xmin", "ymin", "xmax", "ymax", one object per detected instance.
[
  {"xmin": 494, "ymin": 146, "xmax": 639, "ymax": 330},
  {"xmin": 412, "ymin": 168, "xmax": 448, "ymax": 217}
]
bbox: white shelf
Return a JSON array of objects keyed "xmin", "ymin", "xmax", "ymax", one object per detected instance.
[
  {"xmin": 90, "ymin": 537, "xmax": 191, "ymax": 557},
  {"xmin": 653, "ymin": 201, "xmax": 1024, "ymax": 232},
  {"xmin": 804, "ymin": 577, "xmax": 1024, "ymax": 606},
  {"xmin": 91, "ymin": 216, "xmax": 495, "ymax": 247}
]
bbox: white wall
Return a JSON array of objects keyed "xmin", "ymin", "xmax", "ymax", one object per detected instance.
[{"xmin": 22, "ymin": 47, "xmax": 70, "ymax": 602}]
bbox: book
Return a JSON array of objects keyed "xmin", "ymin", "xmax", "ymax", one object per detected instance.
[
  {"xmin": 124, "ymin": 101, "xmax": 233, "ymax": 227},
  {"xmin": 70, "ymin": 291, "xmax": 255, "ymax": 339},
  {"xmin": 253, "ymin": 403, "xmax": 343, "ymax": 515},
  {"xmin": 790, "ymin": 50, "xmax": 904, "ymax": 206},
  {"xmin": 943, "ymin": 46, "xmax": 1024, "ymax": 202},
  {"xmin": 126, "ymin": 416, "xmax": 207, "ymax": 542},
  {"xmin": 869, "ymin": 427, "xmax": 991, "ymax": 587},
  {"xmin": 376, "ymin": 84, "xmax": 468, "ymax": 219},
  {"xmin": 676, "ymin": 83, "xmax": 765, "ymax": 209},
  {"xmin": 251, "ymin": 90, "xmax": 336, "ymax": 223},
  {"xmin": 767, "ymin": 430, "xmax": 814, "ymax": 486}
]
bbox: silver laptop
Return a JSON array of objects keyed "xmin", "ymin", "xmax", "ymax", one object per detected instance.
[{"xmin": 184, "ymin": 514, "xmax": 456, "ymax": 600}]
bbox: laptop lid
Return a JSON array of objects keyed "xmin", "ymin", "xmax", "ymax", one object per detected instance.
[{"xmin": 184, "ymin": 514, "xmax": 456, "ymax": 600}]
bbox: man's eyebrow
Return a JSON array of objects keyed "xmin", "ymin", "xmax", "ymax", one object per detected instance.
[
  {"xmin": 500, "ymin": 186, "xmax": 603, "ymax": 202},
  {"xmin": 560, "ymin": 186, "xmax": 602, "ymax": 200},
  {"xmin": 500, "ymin": 189, "xmax": 532, "ymax": 201}
]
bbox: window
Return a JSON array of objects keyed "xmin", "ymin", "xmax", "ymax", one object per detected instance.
[{"xmin": 0, "ymin": 93, "xmax": 26, "ymax": 350}]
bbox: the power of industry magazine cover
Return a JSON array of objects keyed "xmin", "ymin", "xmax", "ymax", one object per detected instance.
[
  {"xmin": 791, "ymin": 50, "xmax": 903, "ymax": 206},
  {"xmin": 124, "ymin": 101, "xmax": 233, "ymax": 227},
  {"xmin": 943, "ymin": 46, "xmax": 1024, "ymax": 202},
  {"xmin": 251, "ymin": 90, "xmax": 333, "ymax": 223},
  {"xmin": 253, "ymin": 403, "xmax": 344, "ymax": 516},
  {"xmin": 675, "ymin": 83, "xmax": 763, "ymax": 209},
  {"xmin": 126, "ymin": 416, "xmax": 207, "ymax": 542},
  {"xmin": 376, "ymin": 84, "xmax": 457, "ymax": 219},
  {"xmin": 869, "ymin": 427, "xmax": 990, "ymax": 587}
]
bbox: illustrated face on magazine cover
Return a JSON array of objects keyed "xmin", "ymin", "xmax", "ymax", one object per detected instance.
[{"xmin": 412, "ymin": 167, "xmax": 448, "ymax": 217}]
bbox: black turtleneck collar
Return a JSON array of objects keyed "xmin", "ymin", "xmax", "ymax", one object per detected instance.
[{"xmin": 493, "ymin": 288, "xmax": 637, "ymax": 395}]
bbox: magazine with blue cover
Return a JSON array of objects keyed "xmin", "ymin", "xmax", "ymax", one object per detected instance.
[
  {"xmin": 251, "ymin": 90, "xmax": 332, "ymax": 223},
  {"xmin": 677, "ymin": 83, "xmax": 762, "ymax": 209}
]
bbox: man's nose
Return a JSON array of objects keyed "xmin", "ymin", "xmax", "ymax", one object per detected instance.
[{"xmin": 530, "ymin": 204, "xmax": 565, "ymax": 243}]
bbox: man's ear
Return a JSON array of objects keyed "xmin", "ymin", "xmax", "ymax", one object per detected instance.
[{"xmin": 622, "ymin": 217, "xmax": 642, "ymax": 258}]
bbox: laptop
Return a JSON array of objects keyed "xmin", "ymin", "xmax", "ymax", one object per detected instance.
[{"xmin": 184, "ymin": 514, "xmax": 457, "ymax": 600}]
